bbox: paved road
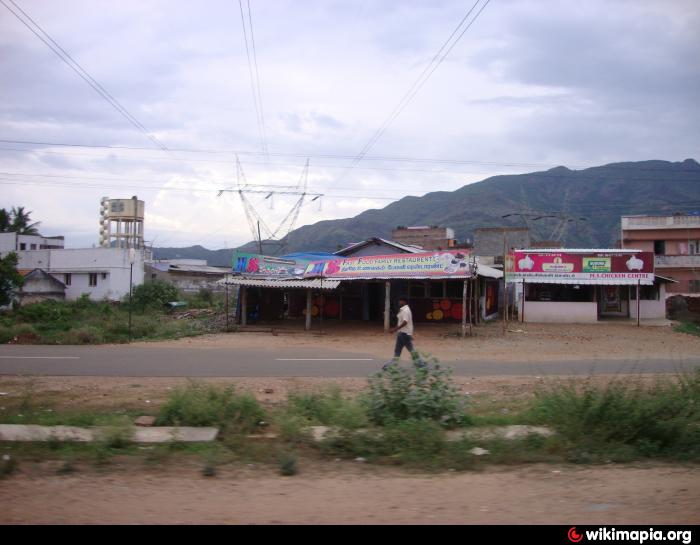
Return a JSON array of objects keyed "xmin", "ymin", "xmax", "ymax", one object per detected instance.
[{"xmin": 0, "ymin": 344, "xmax": 698, "ymax": 377}]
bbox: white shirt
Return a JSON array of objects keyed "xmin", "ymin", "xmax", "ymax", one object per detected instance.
[{"xmin": 396, "ymin": 304, "xmax": 414, "ymax": 336}]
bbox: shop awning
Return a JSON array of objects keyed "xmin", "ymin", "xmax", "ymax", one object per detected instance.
[
  {"xmin": 476, "ymin": 264, "xmax": 503, "ymax": 279},
  {"xmin": 219, "ymin": 277, "xmax": 341, "ymax": 290}
]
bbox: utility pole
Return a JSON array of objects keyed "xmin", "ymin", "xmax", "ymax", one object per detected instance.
[
  {"xmin": 502, "ymin": 227, "xmax": 507, "ymax": 335},
  {"xmin": 257, "ymin": 221, "xmax": 263, "ymax": 254}
]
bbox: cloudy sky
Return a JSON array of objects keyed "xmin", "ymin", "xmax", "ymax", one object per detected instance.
[{"xmin": 1, "ymin": 0, "xmax": 698, "ymax": 249}]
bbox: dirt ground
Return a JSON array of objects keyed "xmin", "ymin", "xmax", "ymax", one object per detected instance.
[
  {"xmin": 134, "ymin": 320, "xmax": 700, "ymax": 363},
  {"xmin": 1, "ymin": 462, "xmax": 698, "ymax": 524},
  {"xmin": 1, "ymin": 322, "xmax": 699, "ymax": 525}
]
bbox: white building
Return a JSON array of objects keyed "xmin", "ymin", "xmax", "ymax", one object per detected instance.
[
  {"xmin": 3, "ymin": 246, "xmax": 145, "ymax": 302},
  {"xmin": 0, "ymin": 232, "xmax": 65, "ymax": 252}
]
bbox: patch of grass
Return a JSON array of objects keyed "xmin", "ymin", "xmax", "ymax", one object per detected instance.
[
  {"xmin": 156, "ymin": 381, "xmax": 265, "ymax": 432},
  {"xmin": 674, "ymin": 321, "xmax": 700, "ymax": 337},
  {"xmin": 286, "ymin": 387, "xmax": 368, "ymax": 429},
  {"xmin": 528, "ymin": 371, "xmax": 700, "ymax": 461},
  {"xmin": 0, "ymin": 297, "xmax": 217, "ymax": 345}
]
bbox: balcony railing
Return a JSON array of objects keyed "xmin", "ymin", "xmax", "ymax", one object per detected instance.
[
  {"xmin": 622, "ymin": 215, "xmax": 700, "ymax": 230},
  {"xmin": 655, "ymin": 254, "xmax": 700, "ymax": 268}
]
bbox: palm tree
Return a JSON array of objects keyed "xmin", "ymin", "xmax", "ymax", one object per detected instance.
[
  {"xmin": 10, "ymin": 206, "xmax": 41, "ymax": 235},
  {"xmin": 0, "ymin": 208, "xmax": 10, "ymax": 233}
]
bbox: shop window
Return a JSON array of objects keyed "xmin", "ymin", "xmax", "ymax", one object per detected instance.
[
  {"xmin": 409, "ymin": 281, "xmax": 426, "ymax": 298},
  {"xmin": 639, "ymin": 285, "xmax": 658, "ymax": 300},
  {"xmin": 429, "ymin": 281, "xmax": 445, "ymax": 298},
  {"xmin": 89, "ymin": 273, "xmax": 98, "ymax": 287},
  {"xmin": 64, "ymin": 273, "xmax": 71, "ymax": 286},
  {"xmin": 445, "ymin": 280, "xmax": 462, "ymax": 298}
]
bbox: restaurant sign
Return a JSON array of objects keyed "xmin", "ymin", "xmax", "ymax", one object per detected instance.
[
  {"xmin": 304, "ymin": 251, "xmax": 473, "ymax": 279},
  {"xmin": 507, "ymin": 251, "xmax": 655, "ymax": 284}
]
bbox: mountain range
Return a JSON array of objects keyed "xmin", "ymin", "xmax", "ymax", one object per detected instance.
[{"xmin": 153, "ymin": 159, "xmax": 700, "ymax": 266}]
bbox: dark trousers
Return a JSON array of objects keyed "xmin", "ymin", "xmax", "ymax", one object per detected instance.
[{"xmin": 394, "ymin": 332, "xmax": 415, "ymax": 358}]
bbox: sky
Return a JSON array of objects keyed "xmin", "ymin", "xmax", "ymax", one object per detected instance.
[{"xmin": 1, "ymin": 0, "xmax": 698, "ymax": 250}]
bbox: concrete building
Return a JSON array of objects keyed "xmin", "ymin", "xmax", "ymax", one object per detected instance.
[
  {"xmin": 473, "ymin": 227, "xmax": 530, "ymax": 265},
  {"xmin": 0, "ymin": 232, "xmax": 65, "ymax": 252},
  {"xmin": 146, "ymin": 259, "xmax": 229, "ymax": 293},
  {"xmin": 391, "ymin": 226, "xmax": 457, "ymax": 251},
  {"xmin": 6, "ymin": 247, "xmax": 145, "ymax": 302},
  {"xmin": 621, "ymin": 214, "xmax": 700, "ymax": 295},
  {"xmin": 17, "ymin": 269, "xmax": 66, "ymax": 305}
]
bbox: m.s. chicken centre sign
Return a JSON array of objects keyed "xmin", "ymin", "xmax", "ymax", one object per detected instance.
[{"xmin": 507, "ymin": 250, "xmax": 655, "ymax": 285}]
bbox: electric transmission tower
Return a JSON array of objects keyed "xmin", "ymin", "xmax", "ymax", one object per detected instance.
[{"xmin": 218, "ymin": 157, "xmax": 323, "ymax": 253}]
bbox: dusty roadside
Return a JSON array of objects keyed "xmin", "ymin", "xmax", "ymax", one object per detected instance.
[{"xmin": 1, "ymin": 462, "xmax": 698, "ymax": 524}]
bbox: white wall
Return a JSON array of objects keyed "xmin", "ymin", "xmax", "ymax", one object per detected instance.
[
  {"xmin": 0, "ymin": 233, "xmax": 64, "ymax": 253},
  {"xmin": 15, "ymin": 248, "xmax": 144, "ymax": 301},
  {"xmin": 630, "ymin": 284, "xmax": 668, "ymax": 320},
  {"xmin": 520, "ymin": 301, "xmax": 598, "ymax": 323}
]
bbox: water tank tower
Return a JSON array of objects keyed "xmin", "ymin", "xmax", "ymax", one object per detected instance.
[{"xmin": 99, "ymin": 196, "xmax": 145, "ymax": 249}]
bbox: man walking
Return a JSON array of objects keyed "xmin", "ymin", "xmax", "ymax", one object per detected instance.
[{"xmin": 384, "ymin": 295, "xmax": 426, "ymax": 369}]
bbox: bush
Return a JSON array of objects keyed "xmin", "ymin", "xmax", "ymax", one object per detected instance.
[
  {"xmin": 157, "ymin": 381, "xmax": 265, "ymax": 432},
  {"xmin": 363, "ymin": 358, "xmax": 468, "ymax": 427},
  {"xmin": 287, "ymin": 388, "xmax": 368, "ymax": 429},
  {"xmin": 278, "ymin": 452, "xmax": 299, "ymax": 476},
  {"xmin": 64, "ymin": 326, "xmax": 105, "ymax": 345},
  {"xmin": 130, "ymin": 281, "xmax": 179, "ymax": 309},
  {"xmin": 529, "ymin": 371, "xmax": 700, "ymax": 460}
]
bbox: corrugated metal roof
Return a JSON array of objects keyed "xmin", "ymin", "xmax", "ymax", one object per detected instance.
[
  {"xmin": 220, "ymin": 277, "xmax": 341, "ymax": 290},
  {"xmin": 169, "ymin": 264, "xmax": 230, "ymax": 274},
  {"xmin": 334, "ymin": 238, "xmax": 425, "ymax": 256}
]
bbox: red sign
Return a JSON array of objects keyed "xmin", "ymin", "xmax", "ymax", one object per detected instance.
[{"xmin": 508, "ymin": 251, "xmax": 654, "ymax": 284}]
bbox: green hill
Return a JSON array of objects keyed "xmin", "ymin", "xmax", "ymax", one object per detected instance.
[{"xmin": 154, "ymin": 158, "xmax": 700, "ymax": 261}]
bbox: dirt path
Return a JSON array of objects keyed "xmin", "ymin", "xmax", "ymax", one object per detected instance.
[{"xmin": 1, "ymin": 463, "xmax": 698, "ymax": 524}]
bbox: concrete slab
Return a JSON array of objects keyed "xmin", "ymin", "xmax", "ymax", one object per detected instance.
[
  {"xmin": 0, "ymin": 424, "xmax": 93, "ymax": 442},
  {"xmin": 445, "ymin": 425, "xmax": 554, "ymax": 442},
  {"xmin": 0, "ymin": 424, "xmax": 218, "ymax": 443}
]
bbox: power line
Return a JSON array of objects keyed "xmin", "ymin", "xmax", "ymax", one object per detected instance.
[
  {"xmin": 238, "ymin": 0, "xmax": 269, "ymax": 161},
  {"xmin": 0, "ymin": 0, "xmax": 168, "ymax": 151},
  {"xmin": 1, "ymin": 138, "xmax": 698, "ymax": 174},
  {"xmin": 337, "ymin": 0, "xmax": 490, "ymax": 182}
]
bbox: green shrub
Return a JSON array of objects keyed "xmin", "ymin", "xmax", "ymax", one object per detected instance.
[
  {"xmin": 278, "ymin": 452, "xmax": 299, "ymax": 476},
  {"xmin": 529, "ymin": 371, "xmax": 700, "ymax": 460},
  {"xmin": 287, "ymin": 388, "xmax": 368, "ymax": 429},
  {"xmin": 130, "ymin": 281, "xmax": 179, "ymax": 309},
  {"xmin": 157, "ymin": 381, "xmax": 265, "ymax": 432},
  {"xmin": 0, "ymin": 324, "xmax": 13, "ymax": 344},
  {"xmin": 64, "ymin": 326, "xmax": 105, "ymax": 344},
  {"xmin": 363, "ymin": 358, "xmax": 469, "ymax": 427}
]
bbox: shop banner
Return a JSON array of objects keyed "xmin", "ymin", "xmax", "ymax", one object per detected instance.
[
  {"xmin": 233, "ymin": 251, "xmax": 310, "ymax": 278},
  {"xmin": 507, "ymin": 251, "xmax": 655, "ymax": 284},
  {"xmin": 304, "ymin": 251, "xmax": 473, "ymax": 279}
]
